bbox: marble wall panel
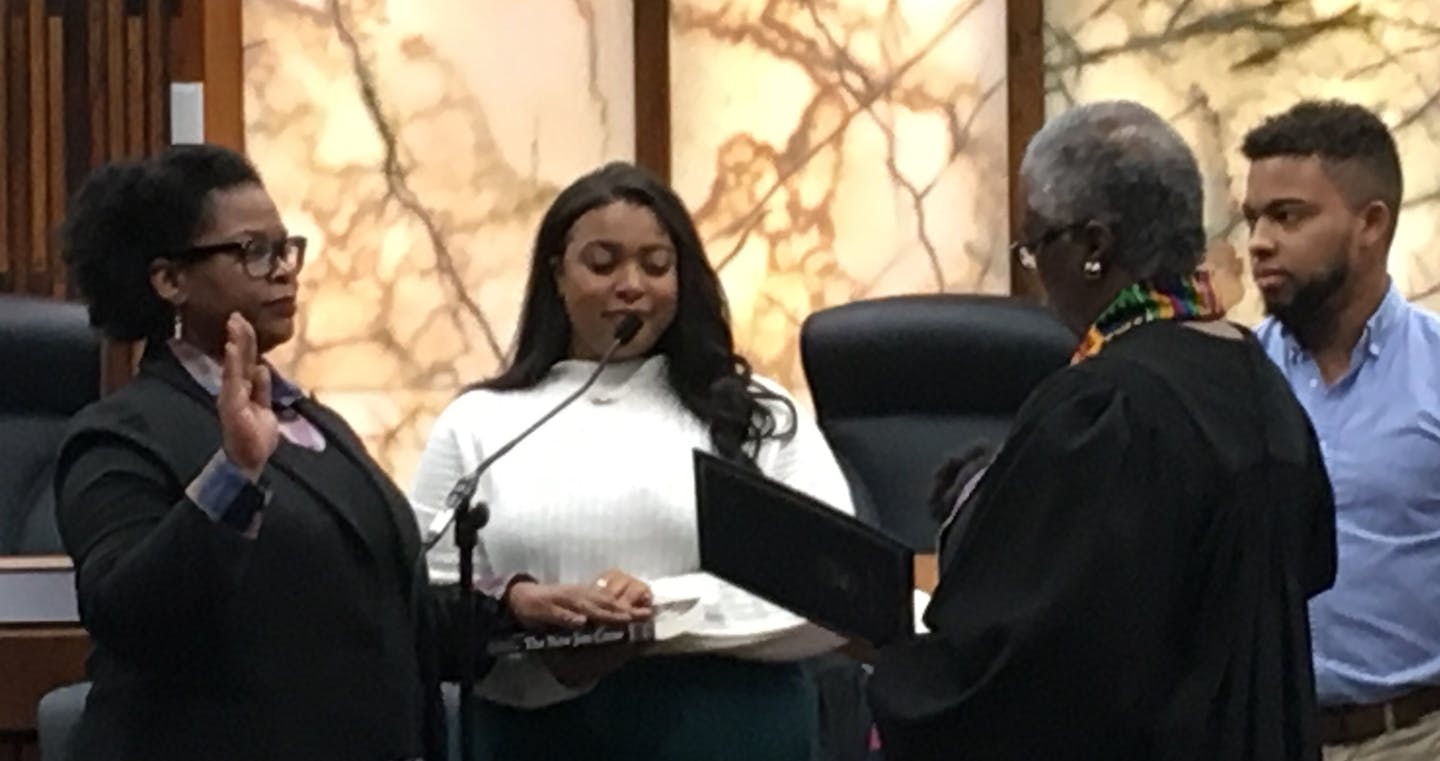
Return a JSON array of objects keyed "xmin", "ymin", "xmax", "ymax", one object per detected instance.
[
  {"xmin": 244, "ymin": 0, "xmax": 634, "ymax": 483},
  {"xmin": 670, "ymin": 0, "xmax": 1012, "ymax": 395},
  {"xmin": 1046, "ymin": 0, "xmax": 1440, "ymax": 322}
]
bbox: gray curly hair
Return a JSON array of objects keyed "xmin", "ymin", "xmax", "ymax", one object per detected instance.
[{"xmin": 1020, "ymin": 100, "xmax": 1206, "ymax": 279}]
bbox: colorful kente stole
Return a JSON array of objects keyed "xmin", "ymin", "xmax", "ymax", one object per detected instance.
[{"xmin": 1071, "ymin": 270, "xmax": 1225, "ymax": 364}]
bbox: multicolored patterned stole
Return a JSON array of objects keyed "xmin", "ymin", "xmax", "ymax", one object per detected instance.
[{"xmin": 1071, "ymin": 270, "xmax": 1225, "ymax": 364}]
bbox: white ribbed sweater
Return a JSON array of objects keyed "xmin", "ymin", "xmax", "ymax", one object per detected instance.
[{"xmin": 409, "ymin": 355, "xmax": 855, "ymax": 708}]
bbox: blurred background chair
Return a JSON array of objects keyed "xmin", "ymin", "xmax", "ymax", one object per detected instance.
[
  {"xmin": 801, "ymin": 294, "xmax": 1073, "ymax": 552},
  {"xmin": 0, "ymin": 294, "xmax": 100, "ymax": 760},
  {"xmin": 0, "ymin": 293, "xmax": 99, "ymax": 554}
]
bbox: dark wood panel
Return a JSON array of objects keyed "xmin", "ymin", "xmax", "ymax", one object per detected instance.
[
  {"xmin": 124, "ymin": 14, "xmax": 144, "ymax": 157},
  {"xmin": 0, "ymin": 0, "xmax": 9, "ymax": 289},
  {"xmin": 633, "ymin": 0, "xmax": 670, "ymax": 181},
  {"xmin": 104, "ymin": 0, "xmax": 123, "ymax": 157},
  {"xmin": 45, "ymin": 14, "xmax": 64, "ymax": 296},
  {"xmin": 201, "ymin": 0, "xmax": 241, "ymax": 151},
  {"xmin": 26, "ymin": 0, "xmax": 45, "ymax": 290},
  {"xmin": 60, "ymin": 0, "xmax": 91, "ymax": 232},
  {"xmin": 1007, "ymin": 0, "xmax": 1045, "ymax": 300},
  {"xmin": 145, "ymin": 0, "xmax": 165, "ymax": 155},
  {"xmin": 0, "ymin": 624, "xmax": 89, "ymax": 733},
  {"xmin": 8, "ymin": 1, "xmax": 33, "ymax": 295},
  {"xmin": 0, "ymin": 0, "xmax": 182, "ymax": 299},
  {"xmin": 87, "ymin": 0, "xmax": 108, "ymax": 168},
  {"xmin": 101, "ymin": 340, "xmax": 143, "ymax": 395}
]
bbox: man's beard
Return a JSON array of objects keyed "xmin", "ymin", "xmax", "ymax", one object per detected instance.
[{"xmin": 1265, "ymin": 257, "xmax": 1349, "ymax": 339}]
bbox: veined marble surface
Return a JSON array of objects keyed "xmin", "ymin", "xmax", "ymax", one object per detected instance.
[
  {"xmin": 244, "ymin": 0, "xmax": 634, "ymax": 483},
  {"xmin": 1047, "ymin": 0, "xmax": 1440, "ymax": 322},
  {"xmin": 671, "ymin": 0, "xmax": 1011, "ymax": 392},
  {"xmin": 245, "ymin": 0, "xmax": 1013, "ymax": 481}
]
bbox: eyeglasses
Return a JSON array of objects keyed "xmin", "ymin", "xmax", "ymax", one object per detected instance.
[
  {"xmin": 180, "ymin": 235, "xmax": 308, "ymax": 279},
  {"xmin": 1010, "ymin": 222, "xmax": 1088, "ymax": 271}
]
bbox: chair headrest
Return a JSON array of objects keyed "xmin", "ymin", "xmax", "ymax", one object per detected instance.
[
  {"xmin": 0, "ymin": 294, "xmax": 101, "ymax": 416},
  {"xmin": 800, "ymin": 294, "xmax": 1074, "ymax": 419}
]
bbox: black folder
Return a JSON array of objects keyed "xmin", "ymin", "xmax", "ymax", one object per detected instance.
[{"xmin": 693, "ymin": 449, "xmax": 915, "ymax": 647}]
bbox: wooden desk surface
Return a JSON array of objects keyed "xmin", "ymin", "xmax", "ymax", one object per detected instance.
[{"xmin": 0, "ymin": 556, "xmax": 89, "ymax": 733}]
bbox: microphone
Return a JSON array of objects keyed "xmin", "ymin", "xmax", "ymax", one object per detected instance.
[
  {"xmin": 422, "ymin": 312, "xmax": 644, "ymax": 550},
  {"xmin": 440, "ymin": 311, "xmax": 642, "ymax": 761}
]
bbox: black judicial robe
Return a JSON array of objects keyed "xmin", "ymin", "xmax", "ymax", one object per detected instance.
[{"xmin": 869, "ymin": 322, "xmax": 1337, "ymax": 761}]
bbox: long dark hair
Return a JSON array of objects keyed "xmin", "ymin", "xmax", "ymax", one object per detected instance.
[{"xmin": 478, "ymin": 161, "xmax": 793, "ymax": 465}]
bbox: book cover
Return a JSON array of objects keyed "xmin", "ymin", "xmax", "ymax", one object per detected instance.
[{"xmin": 485, "ymin": 596, "xmax": 702, "ymax": 656}]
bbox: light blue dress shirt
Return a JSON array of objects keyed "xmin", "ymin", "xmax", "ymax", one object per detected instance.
[{"xmin": 1255, "ymin": 283, "xmax": 1440, "ymax": 706}]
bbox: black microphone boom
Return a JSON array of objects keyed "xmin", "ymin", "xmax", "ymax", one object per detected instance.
[
  {"xmin": 423, "ymin": 311, "xmax": 643, "ymax": 549},
  {"xmin": 435, "ymin": 310, "xmax": 642, "ymax": 761}
]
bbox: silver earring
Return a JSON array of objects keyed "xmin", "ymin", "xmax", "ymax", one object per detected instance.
[
  {"xmin": 1083, "ymin": 260, "xmax": 1104, "ymax": 280},
  {"xmin": 172, "ymin": 311, "xmax": 183, "ymax": 340}
]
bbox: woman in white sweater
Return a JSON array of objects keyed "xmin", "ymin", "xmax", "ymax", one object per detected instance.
[{"xmin": 410, "ymin": 162, "xmax": 855, "ymax": 760}]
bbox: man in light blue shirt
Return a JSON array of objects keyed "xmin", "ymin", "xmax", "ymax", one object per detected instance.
[{"xmin": 1243, "ymin": 100, "xmax": 1440, "ymax": 759}]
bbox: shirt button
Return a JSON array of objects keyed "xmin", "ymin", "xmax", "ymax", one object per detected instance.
[{"xmin": 1308, "ymin": 379, "xmax": 1319, "ymax": 389}]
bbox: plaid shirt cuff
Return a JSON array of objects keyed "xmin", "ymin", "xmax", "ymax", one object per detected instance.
[{"xmin": 186, "ymin": 449, "xmax": 267, "ymax": 536}]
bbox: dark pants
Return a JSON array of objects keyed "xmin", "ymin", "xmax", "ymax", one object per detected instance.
[{"xmin": 464, "ymin": 655, "xmax": 818, "ymax": 761}]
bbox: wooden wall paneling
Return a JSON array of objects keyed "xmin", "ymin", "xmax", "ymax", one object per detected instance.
[
  {"xmin": 104, "ymin": 0, "xmax": 124, "ymax": 158},
  {"xmin": 124, "ymin": 0, "xmax": 145, "ymax": 157},
  {"xmin": 1006, "ymin": 0, "xmax": 1045, "ymax": 300},
  {"xmin": 632, "ymin": 0, "xmax": 670, "ymax": 182},
  {"xmin": 8, "ymin": 0, "xmax": 33, "ymax": 295},
  {"xmin": 26, "ymin": 0, "xmax": 46, "ymax": 296},
  {"xmin": 0, "ymin": 0, "xmax": 9, "ymax": 293},
  {"xmin": 100, "ymin": 341, "xmax": 142, "ymax": 394},
  {"xmin": 144, "ymin": 0, "xmax": 166, "ymax": 155},
  {"xmin": 60, "ymin": 0, "xmax": 91, "ymax": 249},
  {"xmin": 204, "ymin": 0, "xmax": 242, "ymax": 151},
  {"xmin": 87, "ymin": 0, "xmax": 108, "ymax": 168},
  {"xmin": 169, "ymin": 0, "xmax": 242, "ymax": 151},
  {"xmin": 44, "ymin": 5, "xmax": 64, "ymax": 296}
]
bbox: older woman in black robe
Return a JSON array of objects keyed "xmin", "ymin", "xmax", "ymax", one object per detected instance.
[{"xmin": 869, "ymin": 101, "xmax": 1337, "ymax": 761}]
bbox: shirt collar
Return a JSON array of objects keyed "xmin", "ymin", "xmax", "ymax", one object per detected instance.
[
  {"xmin": 1280, "ymin": 280, "xmax": 1404, "ymax": 366},
  {"xmin": 168, "ymin": 338, "xmax": 306, "ymax": 408}
]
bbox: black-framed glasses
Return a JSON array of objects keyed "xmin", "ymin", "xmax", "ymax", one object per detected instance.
[
  {"xmin": 1010, "ymin": 222, "xmax": 1088, "ymax": 271},
  {"xmin": 180, "ymin": 235, "xmax": 308, "ymax": 279}
]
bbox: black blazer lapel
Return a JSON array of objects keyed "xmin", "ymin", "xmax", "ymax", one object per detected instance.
[
  {"xmin": 292, "ymin": 397, "xmax": 423, "ymax": 580},
  {"xmin": 140, "ymin": 347, "xmax": 382, "ymax": 564}
]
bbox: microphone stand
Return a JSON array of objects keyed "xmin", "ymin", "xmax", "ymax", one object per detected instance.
[{"xmin": 437, "ymin": 314, "xmax": 642, "ymax": 761}]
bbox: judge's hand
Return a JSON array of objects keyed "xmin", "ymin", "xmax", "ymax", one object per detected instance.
[
  {"xmin": 218, "ymin": 313, "xmax": 279, "ymax": 480},
  {"xmin": 506, "ymin": 582, "xmax": 643, "ymax": 631}
]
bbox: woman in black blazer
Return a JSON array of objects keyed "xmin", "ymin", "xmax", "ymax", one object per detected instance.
[{"xmin": 53, "ymin": 145, "xmax": 620, "ymax": 761}]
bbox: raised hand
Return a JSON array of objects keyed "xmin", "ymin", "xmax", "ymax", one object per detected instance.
[{"xmin": 217, "ymin": 313, "xmax": 279, "ymax": 480}]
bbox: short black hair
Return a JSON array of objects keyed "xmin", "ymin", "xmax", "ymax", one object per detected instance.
[
  {"xmin": 62, "ymin": 144, "xmax": 261, "ymax": 341},
  {"xmin": 1242, "ymin": 100, "xmax": 1403, "ymax": 218}
]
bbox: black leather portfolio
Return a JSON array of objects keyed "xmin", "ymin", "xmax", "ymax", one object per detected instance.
[{"xmin": 693, "ymin": 449, "xmax": 914, "ymax": 647}]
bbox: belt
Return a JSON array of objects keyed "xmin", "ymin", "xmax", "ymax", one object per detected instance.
[{"xmin": 1321, "ymin": 686, "xmax": 1440, "ymax": 746}]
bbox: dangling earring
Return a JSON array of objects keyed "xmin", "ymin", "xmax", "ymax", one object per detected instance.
[
  {"xmin": 1083, "ymin": 259, "xmax": 1104, "ymax": 280},
  {"xmin": 172, "ymin": 310, "xmax": 183, "ymax": 341}
]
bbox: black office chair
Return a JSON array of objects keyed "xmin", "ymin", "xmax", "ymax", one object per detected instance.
[
  {"xmin": 0, "ymin": 294, "xmax": 100, "ymax": 761},
  {"xmin": 801, "ymin": 294, "xmax": 1073, "ymax": 552},
  {"xmin": 0, "ymin": 293, "xmax": 100, "ymax": 554}
]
